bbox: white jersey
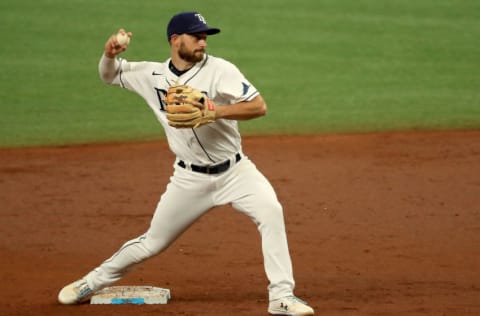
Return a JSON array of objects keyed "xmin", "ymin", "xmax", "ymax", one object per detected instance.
[{"xmin": 110, "ymin": 54, "xmax": 259, "ymax": 165}]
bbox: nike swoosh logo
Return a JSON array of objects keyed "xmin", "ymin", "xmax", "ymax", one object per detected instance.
[{"xmin": 152, "ymin": 71, "xmax": 163, "ymax": 76}]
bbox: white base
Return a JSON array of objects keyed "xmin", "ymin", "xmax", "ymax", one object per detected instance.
[{"xmin": 90, "ymin": 286, "xmax": 171, "ymax": 304}]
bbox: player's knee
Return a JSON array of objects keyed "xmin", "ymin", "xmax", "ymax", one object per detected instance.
[
  {"xmin": 143, "ymin": 235, "xmax": 172, "ymax": 256},
  {"xmin": 270, "ymin": 200, "xmax": 283, "ymax": 216},
  {"xmin": 256, "ymin": 200, "xmax": 284, "ymax": 226}
]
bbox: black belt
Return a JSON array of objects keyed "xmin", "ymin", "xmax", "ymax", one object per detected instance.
[{"xmin": 178, "ymin": 153, "xmax": 241, "ymax": 174}]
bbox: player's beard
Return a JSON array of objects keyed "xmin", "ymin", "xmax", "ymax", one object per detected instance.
[{"xmin": 178, "ymin": 42, "xmax": 205, "ymax": 63}]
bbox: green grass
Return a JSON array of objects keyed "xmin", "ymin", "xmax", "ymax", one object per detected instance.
[{"xmin": 1, "ymin": 0, "xmax": 479, "ymax": 147}]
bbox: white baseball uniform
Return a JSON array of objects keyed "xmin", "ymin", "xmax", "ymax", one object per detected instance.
[{"xmin": 85, "ymin": 53, "xmax": 295, "ymax": 300}]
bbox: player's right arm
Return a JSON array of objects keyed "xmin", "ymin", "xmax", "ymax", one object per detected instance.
[
  {"xmin": 98, "ymin": 54, "xmax": 120, "ymax": 84},
  {"xmin": 99, "ymin": 29, "xmax": 131, "ymax": 84}
]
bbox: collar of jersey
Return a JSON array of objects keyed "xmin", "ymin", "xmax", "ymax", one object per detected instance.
[
  {"xmin": 168, "ymin": 60, "xmax": 191, "ymax": 76},
  {"xmin": 168, "ymin": 54, "xmax": 208, "ymax": 77}
]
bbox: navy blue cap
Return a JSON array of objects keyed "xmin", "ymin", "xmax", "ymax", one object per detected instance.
[{"xmin": 167, "ymin": 12, "xmax": 220, "ymax": 41}]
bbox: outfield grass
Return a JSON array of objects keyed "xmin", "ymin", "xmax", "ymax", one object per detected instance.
[{"xmin": 1, "ymin": 0, "xmax": 479, "ymax": 147}]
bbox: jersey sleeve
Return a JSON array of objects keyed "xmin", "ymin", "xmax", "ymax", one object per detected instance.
[
  {"xmin": 216, "ymin": 60, "xmax": 260, "ymax": 104},
  {"xmin": 111, "ymin": 59, "xmax": 153, "ymax": 92}
]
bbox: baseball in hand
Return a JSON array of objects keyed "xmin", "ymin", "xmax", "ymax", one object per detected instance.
[{"xmin": 116, "ymin": 32, "xmax": 130, "ymax": 46}]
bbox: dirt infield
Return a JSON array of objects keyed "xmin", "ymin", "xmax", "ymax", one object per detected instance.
[{"xmin": 1, "ymin": 131, "xmax": 479, "ymax": 316}]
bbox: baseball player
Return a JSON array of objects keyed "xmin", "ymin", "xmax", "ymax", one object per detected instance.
[{"xmin": 58, "ymin": 11, "xmax": 314, "ymax": 315}]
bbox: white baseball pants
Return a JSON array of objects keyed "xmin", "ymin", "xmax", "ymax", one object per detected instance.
[{"xmin": 85, "ymin": 157, "xmax": 295, "ymax": 301}]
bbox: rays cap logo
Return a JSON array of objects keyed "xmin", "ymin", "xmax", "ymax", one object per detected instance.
[{"xmin": 167, "ymin": 12, "xmax": 221, "ymax": 41}]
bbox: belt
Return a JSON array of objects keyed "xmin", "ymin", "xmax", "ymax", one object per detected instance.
[{"xmin": 178, "ymin": 153, "xmax": 241, "ymax": 174}]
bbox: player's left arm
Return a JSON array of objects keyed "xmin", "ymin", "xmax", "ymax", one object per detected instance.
[
  {"xmin": 211, "ymin": 60, "xmax": 267, "ymax": 121},
  {"xmin": 214, "ymin": 95, "xmax": 267, "ymax": 121},
  {"xmin": 166, "ymin": 60, "xmax": 267, "ymax": 128}
]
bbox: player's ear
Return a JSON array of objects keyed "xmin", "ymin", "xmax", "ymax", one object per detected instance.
[{"xmin": 170, "ymin": 34, "xmax": 180, "ymax": 46}]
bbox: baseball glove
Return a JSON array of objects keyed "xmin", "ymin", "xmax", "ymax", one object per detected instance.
[{"xmin": 165, "ymin": 85, "xmax": 216, "ymax": 128}]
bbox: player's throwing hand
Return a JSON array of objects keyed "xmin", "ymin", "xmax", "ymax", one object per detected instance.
[{"xmin": 104, "ymin": 28, "xmax": 132, "ymax": 58}]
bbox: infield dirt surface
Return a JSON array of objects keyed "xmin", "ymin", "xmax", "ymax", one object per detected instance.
[{"xmin": 1, "ymin": 131, "xmax": 479, "ymax": 315}]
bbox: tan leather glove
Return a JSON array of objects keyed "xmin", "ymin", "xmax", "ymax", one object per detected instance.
[{"xmin": 165, "ymin": 85, "xmax": 216, "ymax": 128}]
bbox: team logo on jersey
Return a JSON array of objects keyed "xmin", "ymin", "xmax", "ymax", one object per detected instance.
[
  {"xmin": 195, "ymin": 13, "xmax": 207, "ymax": 25},
  {"xmin": 242, "ymin": 82, "xmax": 251, "ymax": 96}
]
